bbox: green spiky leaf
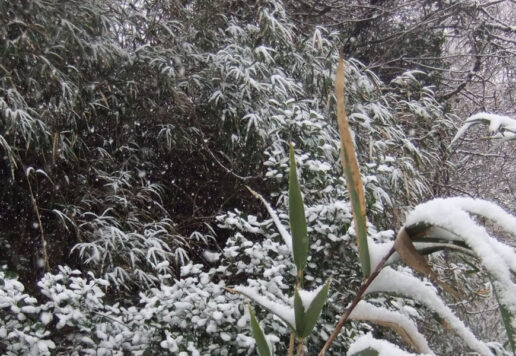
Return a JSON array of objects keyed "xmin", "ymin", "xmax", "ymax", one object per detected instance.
[
  {"xmin": 292, "ymin": 280, "xmax": 331, "ymax": 339},
  {"xmin": 248, "ymin": 305, "xmax": 273, "ymax": 356},
  {"xmin": 289, "ymin": 142, "xmax": 308, "ymax": 271},
  {"xmin": 299, "ymin": 279, "xmax": 331, "ymax": 338}
]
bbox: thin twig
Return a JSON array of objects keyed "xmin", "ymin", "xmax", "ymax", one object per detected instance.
[
  {"xmin": 25, "ymin": 169, "xmax": 50, "ymax": 272},
  {"xmin": 223, "ymin": 286, "xmax": 237, "ymax": 294},
  {"xmin": 52, "ymin": 131, "xmax": 59, "ymax": 166},
  {"xmin": 318, "ymin": 246, "xmax": 396, "ymax": 355}
]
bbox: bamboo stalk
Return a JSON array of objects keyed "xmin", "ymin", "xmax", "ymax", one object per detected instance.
[
  {"xmin": 296, "ymin": 340, "xmax": 305, "ymax": 356},
  {"xmin": 288, "ymin": 333, "xmax": 295, "ymax": 356}
]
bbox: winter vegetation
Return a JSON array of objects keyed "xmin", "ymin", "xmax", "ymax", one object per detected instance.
[{"xmin": 0, "ymin": 0, "xmax": 515, "ymax": 355}]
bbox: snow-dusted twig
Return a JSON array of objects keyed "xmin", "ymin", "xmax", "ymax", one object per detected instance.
[
  {"xmin": 451, "ymin": 113, "xmax": 516, "ymax": 146},
  {"xmin": 25, "ymin": 167, "xmax": 50, "ymax": 272}
]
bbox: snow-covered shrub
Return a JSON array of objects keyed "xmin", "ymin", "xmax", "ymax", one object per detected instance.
[
  {"xmin": 0, "ymin": 0, "xmax": 452, "ymax": 284},
  {"xmin": 229, "ymin": 59, "xmax": 516, "ymax": 355},
  {"xmin": 232, "ymin": 144, "xmax": 516, "ymax": 355},
  {"xmin": 0, "ymin": 0, "xmax": 218, "ymax": 287},
  {"xmin": 0, "ymin": 268, "xmax": 55, "ymax": 356},
  {"xmin": 2, "ymin": 0, "xmax": 510, "ymax": 355}
]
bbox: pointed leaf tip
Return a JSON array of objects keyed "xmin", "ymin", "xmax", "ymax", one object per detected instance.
[
  {"xmin": 300, "ymin": 279, "xmax": 331, "ymax": 338},
  {"xmin": 289, "ymin": 143, "xmax": 309, "ymax": 271},
  {"xmin": 294, "ymin": 280, "xmax": 331, "ymax": 339}
]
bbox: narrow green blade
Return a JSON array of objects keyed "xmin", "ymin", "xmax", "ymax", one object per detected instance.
[
  {"xmin": 294, "ymin": 288, "xmax": 305, "ymax": 338},
  {"xmin": 248, "ymin": 305, "xmax": 273, "ymax": 356},
  {"xmin": 289, "ymin": 142, "xmax": 309, "ymax": 271},
  {"xmin": 492, "ymin": 280, "xmax": 516, "ymax": 355},
  {"xmin": 299, "ymin": 279, "xmax": 330, "ymax": 338}
]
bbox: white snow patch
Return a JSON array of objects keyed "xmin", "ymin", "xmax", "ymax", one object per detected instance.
[
  {"xmin": 220, "ymin": 332, "xmax": 231, "ymax": 341},
  {"xmin": 368, "ymin": 239, "xmax": 395, "ymax": 271},
  {"xmin": 203, "ymin": 250, "xmax": 221, "ymax": 263},
  {"xmin": 212, "ymin": 311, "xmax": 223, "ymax": 320},
  {"xmin": 234, "ymin": 286, "xmax": 295, "ymax": 328},
  {"xmin": 451, "ymin": 112, "xmax": 516, "ymax": 144},
  {"xmin": 405, "ymin": 198, "xmax": 516, "ymax": 317},
  {"xmin": 347, "ymin": 333, "xmax": 425, "ymax": 356},
  {"xmin": 180, "ymin": 263, "xmax": 203, "ymax": 277},
  {"xmin": 297, "ymin": 284, "xmax": 325, "ymax": 311},
  {"xmin": 20, "ymin": 306, "xmax": 39, "ymax": 314},
  {"xmin": 35, "ymin": 340, "xmax": 56, "ymax": 354},
  {"xmin": 367, "ymin": 267, "xmax": 493, "ymax": 356}
]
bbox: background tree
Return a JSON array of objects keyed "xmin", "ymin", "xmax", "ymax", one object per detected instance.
[{"xmin": 0, "ymin": 0, "xmax": 514, "ymax": 355}]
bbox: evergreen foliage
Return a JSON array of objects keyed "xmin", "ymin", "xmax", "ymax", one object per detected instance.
[{"xmin": 0, "ymin": 0, "xmax": 513, "ymax": 355}]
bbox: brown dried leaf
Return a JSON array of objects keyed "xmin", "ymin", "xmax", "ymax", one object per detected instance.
[
  {"xmin": 395, "ymin": 227, "xmax": 461, "ymax": 298},
  {"xmin": 336, "ymin": 56, "xmax": 370, "ymax": 277}
]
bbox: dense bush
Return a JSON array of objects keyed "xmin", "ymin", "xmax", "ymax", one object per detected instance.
[{"xmin": 1, "ymin": 0, "xmax": 513, "ymax": 355}]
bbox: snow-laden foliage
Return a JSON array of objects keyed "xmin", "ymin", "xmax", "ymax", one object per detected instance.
[
  {"xmin": 2, "ymin": 0, "xmax": 502, "ymax": 355},
  {"xmin": 1, "ymin": 264, "xmax": 242, "ymax": 355},
  {"xmin": 1, "ymin": 0, "xmax": 452, "ymax": 286},
  {"xmin": 347, "ymin": 333, "xmax": 423, "ymax": 356},
  {"xmin": 452, "ymin": 113, "xmax": 516, "ymax": 144}
]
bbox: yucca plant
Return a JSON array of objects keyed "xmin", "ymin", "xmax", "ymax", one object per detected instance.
[
  {"xmin": 232, "ymin": 57, "xmax": 516, "ymax": 356},
  {"xmin": 233, "ymin": 142, "xmax": 331, "ymax": 356}
]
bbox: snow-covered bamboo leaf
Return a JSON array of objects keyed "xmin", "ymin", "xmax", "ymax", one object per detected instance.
[
  {"xmin": 403, "ymin": 198, "xmax": 516, "ymax": 353},
  {"xmin": 367, "ymin": 267, "xmax": 493, "ymax": 356},
  {"xmin": 335, "ymin": 56, "xmax": 370, "ymax": 278},
  {"xmin": 248, "ymin": 304, "xmax": 273, "ymax": 356},
  {"xmin": 349, "ymin": 301, "xmax": 433, "ymax": 354},
  {"xmin": 289, "ymin": 142, "xmax": 309, "ymax": 271},
  {"xmin": 451, "ymin": 113, "xmax": 516, "ymax": 145},
  {"xmin": 448, "ymin": 197, "xmax": 516, "ymax": 242},
  {"xmin": 234, "ymin": 286, "xmax": 295, "ymax": 330},
  {"xmin": 347, "ymin": 334, "xmax": 425, "ymax": 356}
]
